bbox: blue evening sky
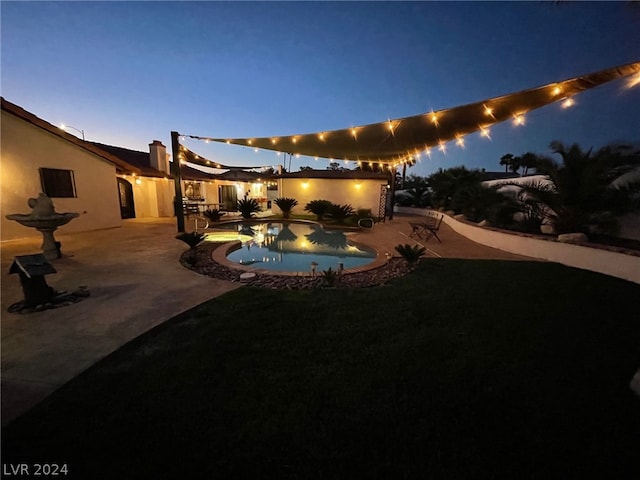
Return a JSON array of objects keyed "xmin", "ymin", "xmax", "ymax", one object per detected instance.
[{"xmin": 2, "ymin": 1, "xmax": 639, "ymax": 176}]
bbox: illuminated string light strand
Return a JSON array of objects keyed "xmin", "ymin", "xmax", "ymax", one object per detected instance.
[{"xmin": 180, "ymin": 61, "xmax": 639, "ymax": 170}]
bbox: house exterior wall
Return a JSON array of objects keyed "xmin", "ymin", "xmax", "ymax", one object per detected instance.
[
  {"xmin": 277, "ymin": 178, "xmax": 386, "ymax": 216},
  {"xmin": 1, "ymin": 110, "xmax": 122, "ymax": 241},
  {"xmin": 119, "ymin": 174, "xmax": 174, "ymax": 218}
]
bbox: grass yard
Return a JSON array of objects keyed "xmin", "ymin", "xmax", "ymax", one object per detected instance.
[{"xmin": 2, "ymin": 259, "xmax": 639, "ymax": 479}]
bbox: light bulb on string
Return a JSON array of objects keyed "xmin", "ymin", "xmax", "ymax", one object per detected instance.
[
  {"xmin": 561, "ymin": 97, "xmax": 575, "ymax": 109},
  {"xmin": 512, "ymin": 114, "xmax": 526, "ymax": 126}
]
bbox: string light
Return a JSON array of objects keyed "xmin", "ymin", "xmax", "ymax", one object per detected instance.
[
  {"xmin": 180, "ymin": 64, "xmax": 638, "ymax": 172},
  {"xmin": 513, "ymin": 114, "xmax": 526, "ymax": 126},
  {"xmin": 627, "ymin": 72, "xmax": 640, "ymax": 89}
]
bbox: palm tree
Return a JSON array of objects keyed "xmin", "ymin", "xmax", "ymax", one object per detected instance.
[
  {"xmin": 520, "ymin": 152, "xmax": 538, "ymax": 176},
  {"xmin": 237, "ymin": 198, "xmax": 261, "ymax": 219},
  {"xmin": 499, "ymin": 153, "xmax": 514, "ymax": 173},
  {"xmin": 274, "ymin": 197, "xmax": 298, "ymax": 219},
  {"xmin": 513, "ymin": 142, "xmax": 640, "ymax": 235},
  {"xmin": 304, "ymin": 200, "xmax": 333, "ymax": 221}
]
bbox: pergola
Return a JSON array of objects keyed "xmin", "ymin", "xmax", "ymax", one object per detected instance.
[{"xmin": 171, "ymin": 60, "xmax": 639, "ymax": 231}]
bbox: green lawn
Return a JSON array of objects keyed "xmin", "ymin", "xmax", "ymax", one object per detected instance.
[{"xmin": 3, "ymin": 260, "xmax": 639, "ymax": 479}]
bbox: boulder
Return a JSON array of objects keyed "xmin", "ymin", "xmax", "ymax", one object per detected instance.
[
  {"xmin": 239, "ymin": 272, "xmax": 257, "ymax": 282},
  {"xmin": 557, "ymin": 233, "xmax": 588, "ymax": 244},
  {"xmin": 540, "ymin": 224, "xmax": 556, "ymax": 235}
]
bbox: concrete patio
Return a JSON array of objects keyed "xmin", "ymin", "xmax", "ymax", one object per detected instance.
[{"xmin": 1, "ymin": 214, "xmax": 531, "ymax": 425}]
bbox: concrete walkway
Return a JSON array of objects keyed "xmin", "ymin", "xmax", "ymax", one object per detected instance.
[
  {"xmin": 1, "ymin": 218, "xmax": 240, "ymax": 425},
  {"xmin": 1, "ymin": 215, "xmax": 531, "ymax": 425}
]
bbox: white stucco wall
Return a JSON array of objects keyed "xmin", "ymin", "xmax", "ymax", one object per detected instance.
[
  {"xmin": 397, "ymin": 207, "xmax": 640, "ymax": 284},
  {"xmin": 119, "ymin": 174, "xmax": 174, "ymax": 218},
  {"xmin": 1, "ymin": 110, "xmax": 122, "ymax": 241},
  {"xmin": 277, "ymin": 178, "xmax": 386, "ymax": 216}
]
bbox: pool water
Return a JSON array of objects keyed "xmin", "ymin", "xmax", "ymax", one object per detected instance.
[{"xmin": 213, "ymin": 222, "xmax": 376, "ymax": 273}]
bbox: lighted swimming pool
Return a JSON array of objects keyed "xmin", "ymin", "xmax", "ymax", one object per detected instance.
[{"xmin": 209, "ymin": 221, "xmax": 377, "ymax": 273}]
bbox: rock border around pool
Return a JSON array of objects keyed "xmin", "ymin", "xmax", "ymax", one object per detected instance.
[{"xmin": 180, "ymin": 243, "xmax": 411, "ymax": 289}]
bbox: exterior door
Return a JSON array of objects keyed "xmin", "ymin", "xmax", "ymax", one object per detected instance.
[
  {"xmin": 117, "ymin": 178, "xmax": 136, "ymax": 219},
  {"xmin": 219, "ymin": 185, "xmax": 238, "ymax": 211}
]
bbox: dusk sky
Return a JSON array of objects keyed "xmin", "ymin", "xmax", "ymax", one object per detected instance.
[{"xmin": 2, "ymin": 1, "xmax": 639, "ymax": 177}]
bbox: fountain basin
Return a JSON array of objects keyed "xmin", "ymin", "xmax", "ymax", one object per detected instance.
[
  {"xmin": 6, "ymin": 194, "xmax": 80, "ymax": 259},
  {"xmin": 5, "ymin": 213, "xmax": 79, "ymax": 229}
]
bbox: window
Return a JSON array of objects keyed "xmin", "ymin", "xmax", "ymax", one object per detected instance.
[
  {"xmin": 39, "ymin": 168, "xmax": 77, "ymax": 198},
  {"xmin": 184, "ymin": 181, "xmax": 203, "ymax": 200}
]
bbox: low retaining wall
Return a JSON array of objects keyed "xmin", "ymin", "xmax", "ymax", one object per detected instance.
[{"xmin": 396, "ymin": 207, "xmax": 640, "ymax": 284}]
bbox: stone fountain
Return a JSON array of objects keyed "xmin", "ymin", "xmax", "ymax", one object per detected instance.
[{"xmin": 6, "ymin": 193, "xmax": 79, "ymax": 260}]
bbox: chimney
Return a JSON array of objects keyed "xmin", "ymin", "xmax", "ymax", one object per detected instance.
[{"xmin": 149, "ymin": 140, "xmax": 168, "ymax": 174}]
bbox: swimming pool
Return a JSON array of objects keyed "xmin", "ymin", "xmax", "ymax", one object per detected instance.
[{"xmin": 209, "ymin": 221, "xmax": 377, "ymax": 273}]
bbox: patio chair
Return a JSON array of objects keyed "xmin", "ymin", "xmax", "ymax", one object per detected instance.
[{"xmin": 409, "ymin": 214, "xmax": 443, "ymax": 243}]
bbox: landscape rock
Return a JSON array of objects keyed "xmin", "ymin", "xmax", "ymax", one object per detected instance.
[
  {"xmin": 558, "ymin": 233, "xmax": 588, "ymax": 244},
  {"xmin": 181, "ymin": 243, "xmax": 411, "ymax": 290},
  {"xmin": 540, "ymin": 224, "xmax": 556, "ymax": 235}
]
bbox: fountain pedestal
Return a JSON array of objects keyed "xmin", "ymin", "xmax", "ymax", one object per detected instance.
[
  {"xmin": 37, "ymin": 226, "xmax": 62, "ymax": 259},
  {"xmin": 6, "ymin": 194, "xmax": 79, "ymax": 259}
]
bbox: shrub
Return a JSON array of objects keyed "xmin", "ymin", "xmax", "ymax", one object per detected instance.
[
  {"xmin": 326, "ymin": 203, "xmax": 355, "ymax": 224},
  {"xmin": 274, "ymin": 197, "xmax": 299, "ymax": 219},
  {"xmin": 203, "ymin": 209, "xmax": 226, "ymax": 222},
  {"xmin": 304, "ymin": 200, "xmax": 333, "ymax": 221},
  {"xmin": 394, "ymin": 243, "xmax": 426, "ymax": 266},
  {"xmin": 321, "ymin": 267, "xmax": 339, "ymax": 287},
  {"xmin": 176, "ymin": 231, "xmax": 206, "ymax": 249},
  {"xmin": 237, "ymin": 198, "xmax": 261, "ymax": 219}
]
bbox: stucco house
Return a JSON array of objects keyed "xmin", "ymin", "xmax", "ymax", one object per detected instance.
[
  {"xmin": 276, "ymin": 170, "xmax": 390, "ymax": 218},
  {"xmin": 2, "ymin": 97, "xmax": 144, "ymax": 241},
  {"xmin": 2, "ymin": 98, "xmax": 391, "ymax": 242},
  {"xmin": 1, "ymin": 97, "xmax": 232, "ymax": 241}
]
